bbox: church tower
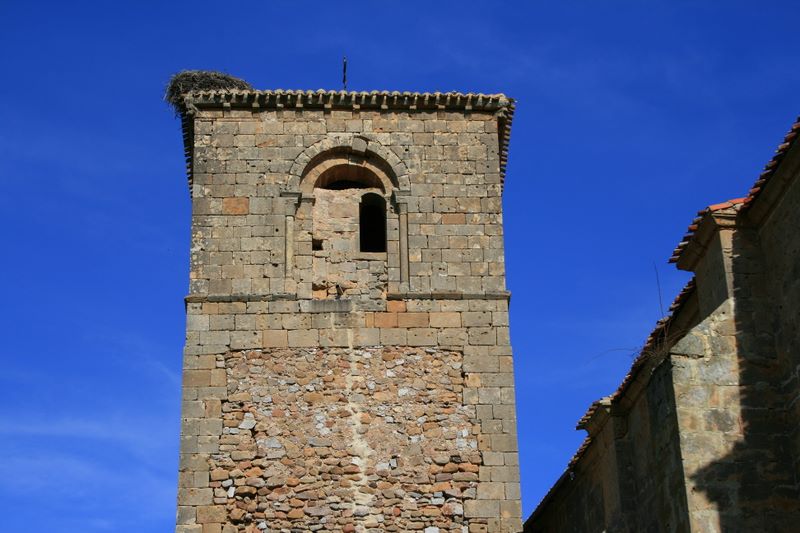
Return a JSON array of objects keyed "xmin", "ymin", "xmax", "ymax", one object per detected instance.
[{"xmin": 170, "ymin": 74, "xmax": 521, "ymax": 533}]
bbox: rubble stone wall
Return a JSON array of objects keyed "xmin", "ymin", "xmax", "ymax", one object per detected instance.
[
  {"xmin": 213, "ymin": 345, "xmax": 475, "ymax": 531},
  {"xmin": 179, "ymin": 300, "xmax": 520, "ymax": 533},
  {"xmin": 309, "ymin": 187, "xmax": 389, "ymax": 303}
]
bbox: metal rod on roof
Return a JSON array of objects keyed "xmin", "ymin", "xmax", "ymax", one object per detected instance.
[{"xmin": 342, "ymin": 56, "xmax": 348, "ymax": 91}]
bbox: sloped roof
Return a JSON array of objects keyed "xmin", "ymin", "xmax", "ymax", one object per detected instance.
[{"xmin": 743, "ymin": 116, "xmax": 800, "ymax": 206}]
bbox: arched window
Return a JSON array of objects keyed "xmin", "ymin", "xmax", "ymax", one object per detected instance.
[
  {"xmin": 314, "ymin": 163, "xmax": 385, "ymax": 192},
  {"xmin": 359, "ymin": 193, "xmax": 386, "ymax": 253}
]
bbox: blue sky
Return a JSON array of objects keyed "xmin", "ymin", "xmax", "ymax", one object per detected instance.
[{"xmin": 1, "ymin": 1, "xmax": 798, "ymax": 530}]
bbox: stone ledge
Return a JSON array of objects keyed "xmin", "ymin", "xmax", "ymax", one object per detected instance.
[
  {"xmin": 186, "ymin": 291, "xmax": 512, "ymax": 304},
  {"xmin": 388, "ymin": 291, "xmax": 511, "ymax": 301},
  {"xmin": 185, "ymin": 293, "xmax": 296, "ymax": 304}
]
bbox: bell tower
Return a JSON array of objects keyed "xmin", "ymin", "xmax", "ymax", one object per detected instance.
[{"xmin": 171, "ymin": 74, "xmax": 521, "ymax": 533}]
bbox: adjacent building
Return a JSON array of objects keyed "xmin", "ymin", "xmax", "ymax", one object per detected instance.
[{"xmin": 526, "ymin": 117, "xmax": 800, "ymax": 532}]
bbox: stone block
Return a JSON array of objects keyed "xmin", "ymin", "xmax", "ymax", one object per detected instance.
[
  {"xmin": 491, "ymin": 434, "xmax": 518, "ymax": 452},
  {"xmin": 319, "ymin": 328, "xmax": 350, "ymax": 347},
  {"xmin": 477, "ymin": 482, "xmax": 505, "ymax": 500},
  {"xmin": 499, "ymin": 499, "xmax": 521, "ymax": 519},
  {"xmin": 469, "ymin": 327, "xmax": 496, "ymax": 346},
  {"xmin": 380, "ymin": 328, "xmax": 407, "ymax": 345},
  {"xmin": 209, "ymin": 369, "xmax": 226, "ymax": 387},
  {"xmin": 438, "ymin": 328, "xmax": 468, "ymax": 346},
  {"xmin": 262, "ymin": 329, "xmax": 288, "ymax": 347},
  {"xmin": 179, "ymin": 488, "xmax": 213, "ymax": 506},
  {"xmin": 430, "ymin": 312, "xmax": 461, "ymax": 328},
  {"xmin": 288, "ymin": 329, "xmax": 319, "ymax": 347},
  {"xmin": 374, "ymin": 312, "xmax": 398, "ymax": 328},
  {"xmin": 352, "ymin": 328, "xmax": 380, "ymax": 346},
  {"xmin": 408, "ymin": 328, "xmax": 437, "ymax": 346},
  {"xmin": 398, "ymin": 312, "xmax": 430, "ymax": 327},
  {"xmin": 230, "ymin": 331, "xmax": 260, "ymax": 350},
  {"xmin": 221, "ymin": 197, "xmax": 249, "ymax": 215},
  {"xmin": 442, "ymin": 213, "xmax": 466, "ymax": 224},
  {"xmin": 462, "ymin": 311, "xmax": 492, "ymax": 327},
  {"xmin": 386, "ymin": 300, "xmax": 406, "ymax": 313},
  {"xmin": 464, "ymin": 499, "xmax": 499, "ymax": 518},
  {"xmin": 462, "ymin": 354, "xmax": 498, "ymax": 373},
  {"xmin": 184, "ymin": 370, "xmax": 211, "ymax": 388},
  {"xmin": 483, "ymin": 451, "xmax": 504, "ymax": 466},
  {"xmin": 176, "ymin": 505, "xmax": 196, "ymax": 524},
  {"xmin": 196, "ymin": 505, "xmax": 227, "ymax": 523}
]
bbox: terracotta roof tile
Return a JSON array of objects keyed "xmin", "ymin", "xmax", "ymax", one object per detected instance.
[
  {"xmin": 744, "ymin": 119, "xmax": 800, "ymax": 205},
  {"xmin": 610, "ymin": 277, "xmax": 696, "ymax": 402},
  {"xmin": 669, "ymin": 198, "xmax": 745, "ymax": 263}
]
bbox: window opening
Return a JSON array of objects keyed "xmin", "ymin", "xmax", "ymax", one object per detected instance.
[
  {"xmin": 312, "ymin": 238, "xmax": 323, "ymax": 251},
  {"xmin": 359, "ymin": 193, "xmax": 386, "ymax": 253}
]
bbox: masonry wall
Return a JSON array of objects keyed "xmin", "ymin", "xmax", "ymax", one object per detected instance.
[
  {"xmin": 526, "ymin": 429, "xmax": 616, "ymax": 532},
  {"xmin": 669, "ymin": 297, "xmax": 743, "ymax": 531},
  {"xmin": 677, "ymin": 151, "xmax": 800, "ymax": 531},
  {"xmin": 188, "ymin": 107, "xmax": 506, "ymax": 299},
  {"xmin": 176, "ymin": 99, "xmax": 521, "ymax": 533},
  {"xmin": 623, "ymin": 360, "xmax": 690, "ymax": 532},
  {"xmin": 757, "ymin": 148, "xmax": 800, "ymax": 482},
  {"xmin": 527, "ymin": 357, "xmax": 689, "ymax": 533}
]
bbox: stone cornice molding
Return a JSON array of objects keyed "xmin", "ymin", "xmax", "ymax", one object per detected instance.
[{"xmin": 180, "ymin": 89, "xmax": 513, "ymax": 114}]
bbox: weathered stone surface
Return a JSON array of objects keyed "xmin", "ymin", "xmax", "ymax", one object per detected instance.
[
  {"xmin": 202, "ymin": 346, "xmax": 480, "ymax": 529},
  {"xmin": 174, "ymin": 88, "xmax": 521, "ymax": 533}
]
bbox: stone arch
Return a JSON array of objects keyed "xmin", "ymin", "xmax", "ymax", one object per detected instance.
[
  {"xmin": 299, "ymin": 154, "xmax": 392, "ymax": 195},
  {"xmin": 284, "ymin": 134, "xmax": 411, "ymax": 194}
]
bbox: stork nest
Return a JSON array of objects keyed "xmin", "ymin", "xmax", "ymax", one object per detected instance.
[{"xmin": 164, "ymin": 70, "xmax": 252, "ymax": 110}]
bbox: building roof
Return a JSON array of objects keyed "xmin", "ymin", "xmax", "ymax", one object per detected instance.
[{"xmin": 172, "ymin": 88, "xmax": 516, "ymax": 194}]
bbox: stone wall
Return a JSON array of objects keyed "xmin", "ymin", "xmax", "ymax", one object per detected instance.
[
  {"xmin": 179, "ymin": 298, "xmax": 520, "ymax": 532},
  {"xmin": 174, "ymin": 90, "xmax": 522, "ymax": 533},
  {"xmin": 187, "ymin": 106, "xmax": 507, "ymax": 302},
  {"xmin": 528, "ymin": 353, "xmax": 690, "ymax": 532},
  {"xmin": 309, "ymin": 187, "xmax": 388, "ymax": 303},
  {"xmin": 757, "ymin": 143, "xmax": 800, "ymax": 481},
  {"xmin": 212, "ymin": 345, "xmax": 474, "ymax": 530}
]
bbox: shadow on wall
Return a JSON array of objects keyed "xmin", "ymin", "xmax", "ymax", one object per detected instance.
[{"xmin": 691, "ymin": 226, "xmax": 800, "ymax": 532}]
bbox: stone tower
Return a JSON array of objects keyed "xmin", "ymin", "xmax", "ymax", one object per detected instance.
[{"xmin": 171, "ymin": 77, "xmax": 521, "ymax": 533}]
